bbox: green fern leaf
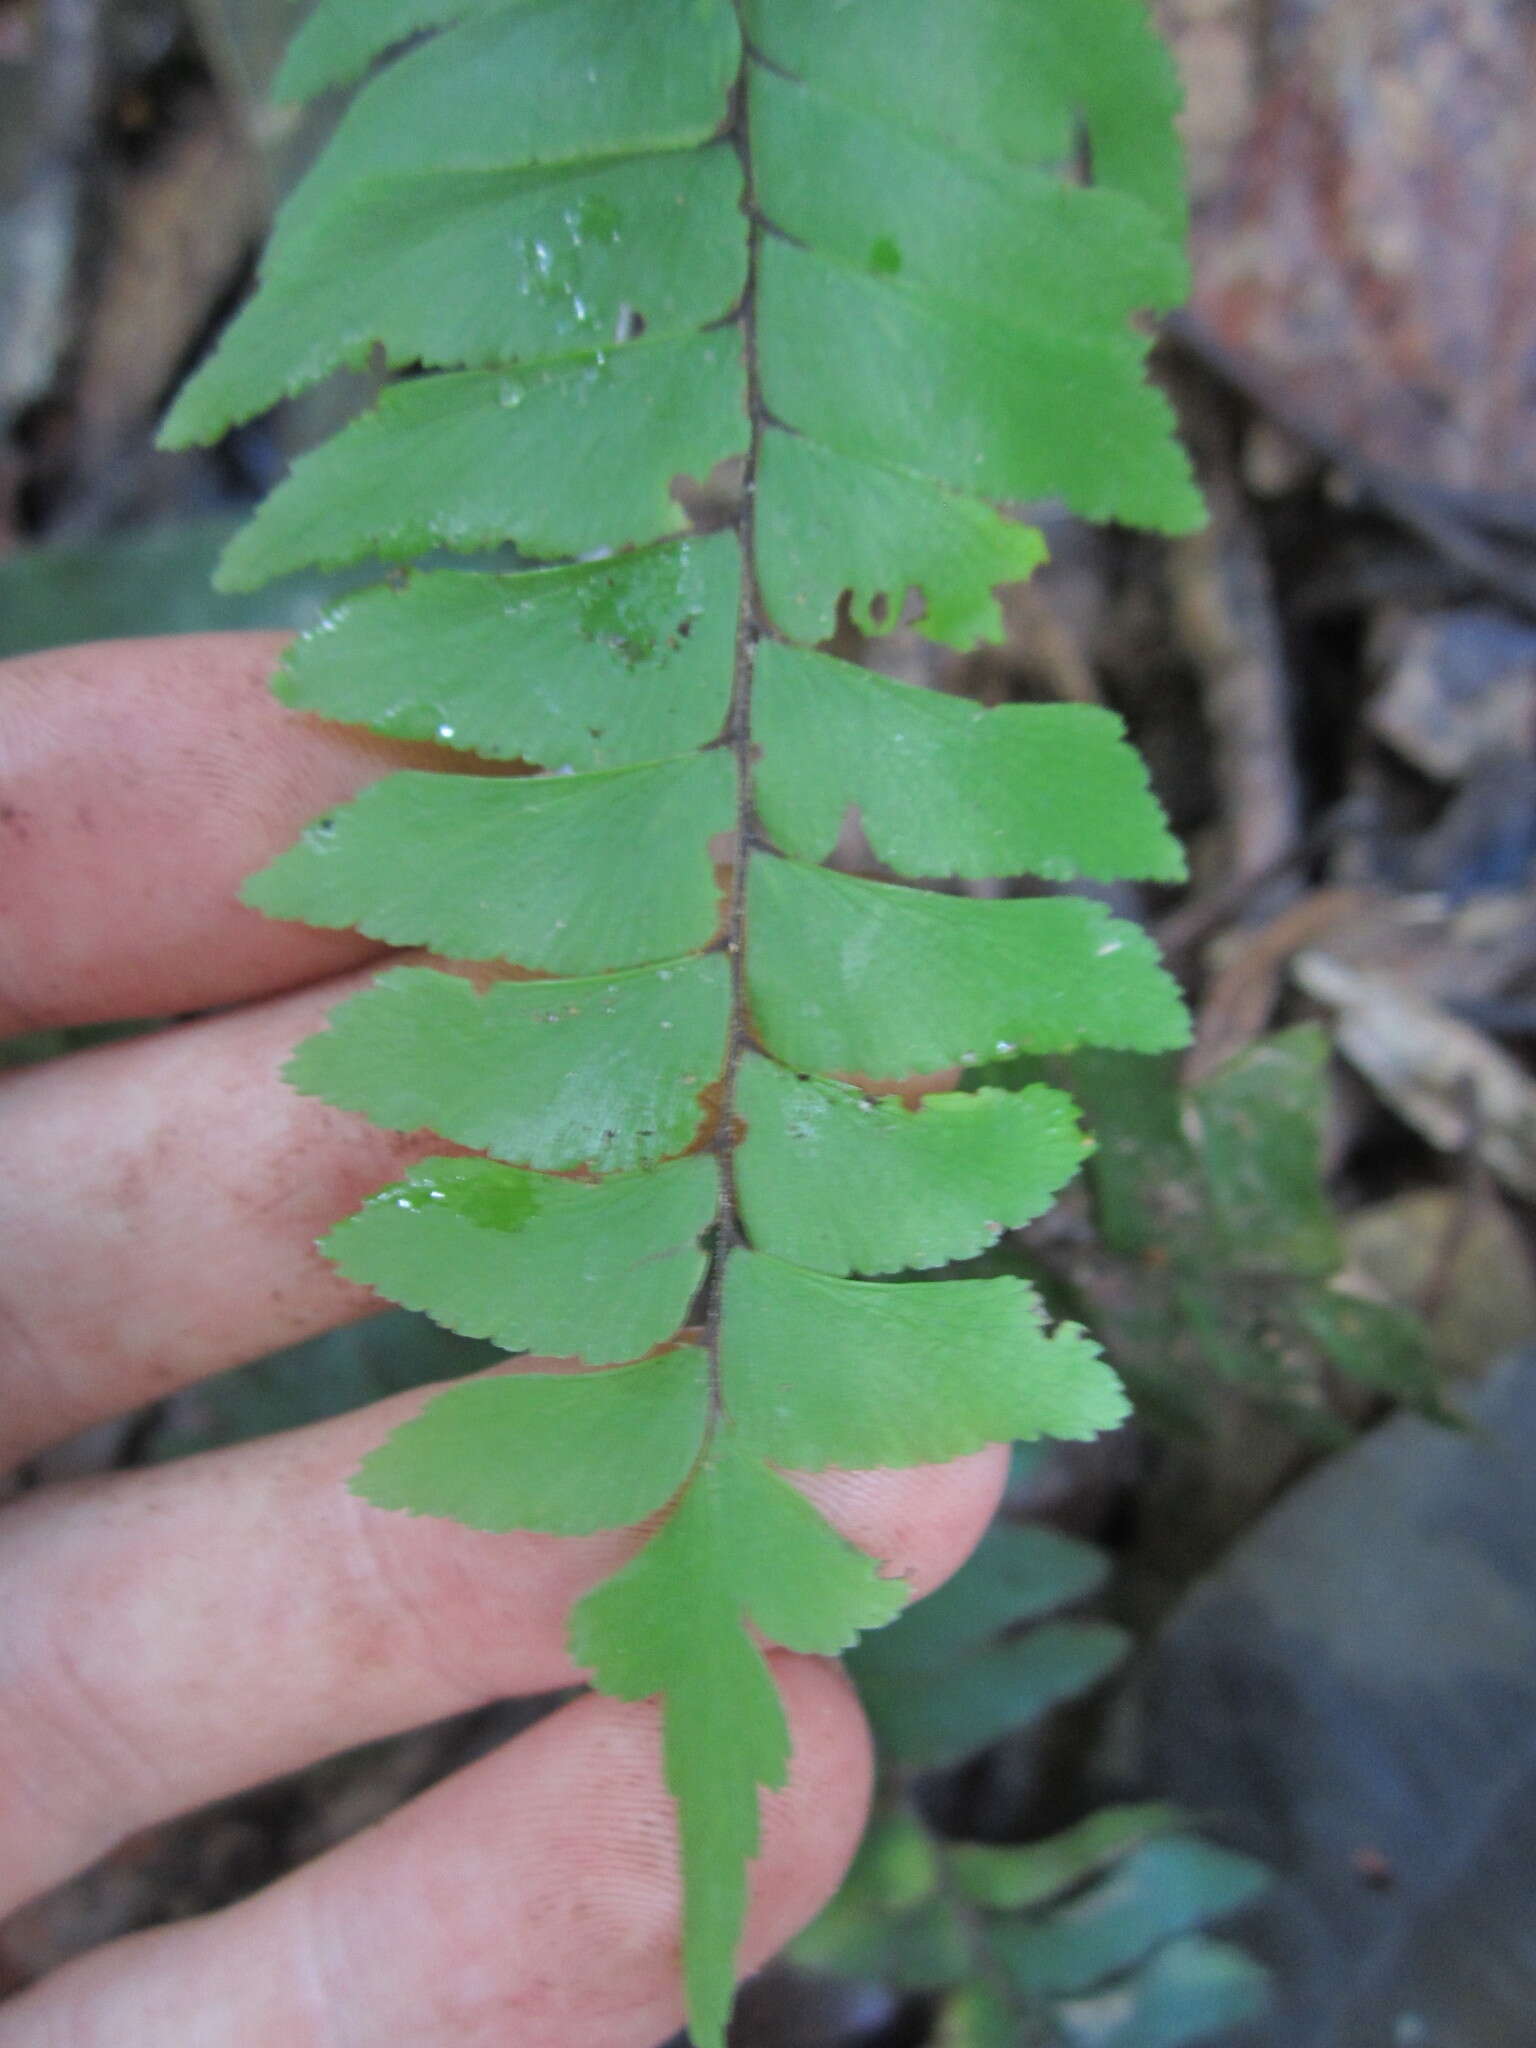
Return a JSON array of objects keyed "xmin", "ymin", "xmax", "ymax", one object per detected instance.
[
  {"xmin": 215, "ymin": 334, "xmax": 746, "ymax": 584},
  {"xmin": 950, "ymin": 1806, "xmax": 1189, "ymax": 1914},
  {"xmin": 270, "ymin": 534, "xmax": 740, "ymax": 770},
  {"xmin": 1032, "ymin": 1027, "xmax": 1450, "ymax": 1428},
  {"xmin": 755, "ymin": 645, "xmax": 1186, "ymax": 882},
  {"xmin": 931, "ymin": 1935, "xmax": 1271, "ymax": 2048},
  {"xmin": 166, "ymin": 2, "xmax": 1203, "ymax": 2036},
  {"xmin": 1060, "ymin": 1933, "xmax": 1271, "ymax": 2047},
  {"xmin": 756, "ymin": 433, "xmax": 1052, "ymax": 648},
  {"xmin": 748, "ymin": 862, "xmax": 1188, "ymax": 1074},
  {"xmin": 850, "ymin": 1519, "xmax": 1115, "ymax": 1683},
  {"xmin": 322, "ymin": 1153, "xmax": 715, "ymax": 1364},
  {"xmin": 244, "ymin": 754, "xmax": 734, "ymax": 968},
  {"xmin": 757, "ymin": 239, "xmax": 1199, "ymax": 532},
  {"xmin": 273, "ymin": 0, "xmax": 744, "ymax": 245},
  {"xmin": 734, "ymin": 1062, "xmax": 1090, "ymax": 1276},
  {"xmin": 749, "ymin": 66, "xmax": 1188, "ymax": 332},
  {"xmin": 353, "ymin": 1346, "xmax": 712, "ymax": 1535},
  {"xmin": 161, "ymin": 151, "xmax": 747, "ymax": 447},
  {"xmin": 285, "ymin": 959, "xmax": 730, "ymax": 1174},
  {"xmin": 721, "ymin": 1253, "xmax": 1126, "ymax": 1469}
]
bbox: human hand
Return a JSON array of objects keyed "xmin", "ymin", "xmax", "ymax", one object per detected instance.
[{"xmin": 0, "ymin": 633, "xmax": 1006, "ymax": 2045}]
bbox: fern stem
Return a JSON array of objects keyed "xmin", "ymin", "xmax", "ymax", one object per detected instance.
[{"xmin": 701, "ymin": 27, "xmax": 767, "ymax": 1430}]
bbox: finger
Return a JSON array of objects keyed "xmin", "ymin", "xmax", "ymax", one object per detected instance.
[
  {"xmin": 0, "ymin": 965, "xmax": 448, "ymax": 1462},
  {"xmin": 0, "ymin": 633, "xmax": 448, "ymax": 1035},
  {"xmin": 0, "ymin": 1381, "xmax": 1008, "ymax": 1906},
  {"xmin": 0, "ymin": 1655, "xmax": 867, "ymax": 2048}
]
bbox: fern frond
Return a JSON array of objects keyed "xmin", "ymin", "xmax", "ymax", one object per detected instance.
[{"xmin": 165, "ymin": 2, "xmax": 1201, "ymax": 2037}]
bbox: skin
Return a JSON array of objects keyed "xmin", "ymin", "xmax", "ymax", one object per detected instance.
[{"xmin": 0, "ymin": 634, "xmax": 1008, "ymax": 2047}]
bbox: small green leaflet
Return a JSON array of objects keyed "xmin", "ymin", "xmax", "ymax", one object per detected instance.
[
  {"xmin": 1056, "ymin": 1934, "xmax": 1271, "ymax": 2048},
  {"xmin": 162, "ymin": 151, "xmax": 747, "ymax": 447},
  {"xmin": 1055, "ymin": 1028, "xmax": 1449, "ymax": 1426},
  {"xmin": 324, "ymin": 1154, "xmax": 716, "ymax": 1365},
  {"xmin": 759, "ymin": 240, "xmax": 1201, "ymax": 534},
  {"xmin": 744, "ymin": 0, "xmax": 1189, "ymax": 231},
  {"xmin": 273, "ymin": 0, "xmax": 743, "ymax": 248},
  {"xmin": 354, "ymin": 1348, "xmax": 712, "ymax": 1534},
  {"xmin": 804, "ymin": 1786, "xmax": 1266, "ymax": 2045},
  {"xmin": 748, "ymin": 859, "xmax": 1191, "ymax": 1076},
  {"xmin": 173, "ymin": 1, "xmax": 1203, "ymax": 2039},
  {"xmin": 285, "ymin": 959, "xmax": 729, "ymax": 1175},
  {"xmin": 935, "ymin": 1986, "xmax": 1014, "ymax": 2048},
  {"xmin": 749, "ymin": 67, "xmax": 1188, "ymax": 334},
  {"xmin": 721, "ymin": 1252, "xmax": 1126, "ymax": 1469},
  {"xmin": 872, "ymin": 1617, "xmax": 1130, "ymax": 1777},
  {"xmin": 217, "ymin": 334, "xmax": 745, "ymax": 588},
  {"xmin": 755, "ymin": 432, "xmax": 1049, "ymax": 649},
  {"xmin": 1186, "ymin": 1029, "xmax": 1343, "ymax": 1276},
  {"xmin": 755, "ymin": 642, "xmax": 1186, "ymax": 882},
  {"xmin": 735, "ymin": 1058, "xmax": 1089, "ymax": 1275},
  {"xmin": 244, "ymin": 753, "xmax": 733, "ymax": 971},
  {"xmin": 951, "ymin": 1806, "xmax": 1189, "ymax": 1914},
  {"xmin": 272, "ymin": 534, "xmax": 739, "ymax": 771}
]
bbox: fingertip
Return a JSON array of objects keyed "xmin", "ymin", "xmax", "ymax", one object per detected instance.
[
  {"xmin": 0, "ymin": 632, "xmax": 433, "ymax": 1031},
  {"xmin": 794, "ymin": 1442, "xmax": 1011, "ymax": 1602}
]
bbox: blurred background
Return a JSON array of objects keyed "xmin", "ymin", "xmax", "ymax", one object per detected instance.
[{"xmin": 3, "ymin": 3, "xmax": 1536, "ymax": 2043}]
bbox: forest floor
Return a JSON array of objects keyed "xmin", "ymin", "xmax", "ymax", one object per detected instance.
[{"xmin": 3, "ymin": 3, "xmax": 1535, "ymax": 2044}]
